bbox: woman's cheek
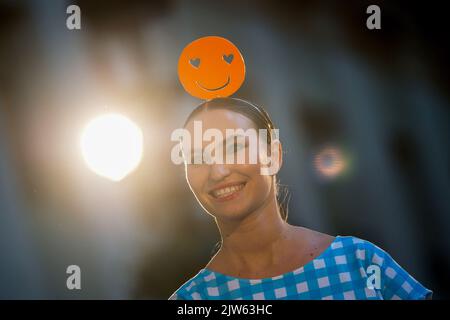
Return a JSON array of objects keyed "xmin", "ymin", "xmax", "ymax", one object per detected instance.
[
  {"xmin": 235, "ymin": 163, "xmax": 262, "ymax": 176},
  {"xmin": 186, "ymin": 166, "xmax": 207, "ymax": 196}
]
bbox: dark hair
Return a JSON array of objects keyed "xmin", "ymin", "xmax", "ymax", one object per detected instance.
[{"xmin": 183, "ymin": 97, "xmax": 290, "ymax": 225}]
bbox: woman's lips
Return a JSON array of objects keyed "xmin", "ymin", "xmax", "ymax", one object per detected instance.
[{"xmin": 209, "ymin": 182, "xmax": 246, "ymax": 202}]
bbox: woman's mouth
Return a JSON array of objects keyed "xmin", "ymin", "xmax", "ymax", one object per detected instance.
[{"xmin": 209, "ymin": 182, "xmax": 246, "ymax": 201}]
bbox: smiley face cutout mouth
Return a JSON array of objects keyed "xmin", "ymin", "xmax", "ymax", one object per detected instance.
[{"xmin": 195, "ymin": 76, "xmax": 231, "ymax": 92}]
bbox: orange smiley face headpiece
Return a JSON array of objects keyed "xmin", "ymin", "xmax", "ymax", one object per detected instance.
[{"xmin": 178, "ymin": 36, "xmax": 246, "ymax": 100}]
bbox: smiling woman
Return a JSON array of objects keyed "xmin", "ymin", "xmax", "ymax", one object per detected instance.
[{"xmin": 169, "ymin": 97, "xmax": 432, "ymax": 300}]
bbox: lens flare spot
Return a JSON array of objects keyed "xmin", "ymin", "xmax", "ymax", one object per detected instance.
[
  {"xmin": 80, "ymin": 113, "xmax": 143, "ymax": 181},
  {"xmin": 314, "ymin": 146, "xmax": 347, "ymax": 179}
]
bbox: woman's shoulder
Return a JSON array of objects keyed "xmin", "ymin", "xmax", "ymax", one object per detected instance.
[
  {"xmin": 333, "ymin": 234, "xmax": 390, "ymax": 257},
  {"xmin": 334, "ymin": 235, "xmax": 433, "ymax": 299},
  {"xmin": 294, "ymin": 227, "xmax": 393, "ymax": 268},
  {"xmin": 323, "ymin": 233, "xmax": 390, "ymax": 264},
  {"xmin": 168, "ymin": 269, "xmax": 211, "ymax": 300}
]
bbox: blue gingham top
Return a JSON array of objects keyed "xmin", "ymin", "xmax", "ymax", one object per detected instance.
[{"xmin": 169, "ymin": 236, "xmax": 432, "ymax": 300}]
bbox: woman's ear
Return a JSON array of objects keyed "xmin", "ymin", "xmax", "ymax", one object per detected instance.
[
  {"xmin": 276, "ymin": 139, "xmax": 283, "ymax": 172},
  {"xmin": 271, "ymin": 139, "xmax": 283, "ymax": 174}
]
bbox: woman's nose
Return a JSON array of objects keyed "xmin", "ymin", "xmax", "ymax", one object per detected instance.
[{"xmin": 209, "ymin": 163, "xmax": 231, "ymax": 181}]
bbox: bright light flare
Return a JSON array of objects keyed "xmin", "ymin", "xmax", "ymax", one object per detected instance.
[
  {"xmin": 314, "ymin": 146, "xmax": 347, "ymax": 179},
  {"xmin": 80, "ymin": 113, "xmax": 143, "ymax": 181}
]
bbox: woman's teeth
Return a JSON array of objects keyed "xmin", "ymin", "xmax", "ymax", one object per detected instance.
[{"xmin": 212, "ymin": 183, "xmax": 245, "ymax": 198}]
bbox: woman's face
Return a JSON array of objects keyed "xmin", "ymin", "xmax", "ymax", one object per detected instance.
[{"xmin": 184, "ymin": 108, "xmax": 275, "ymax": 221}]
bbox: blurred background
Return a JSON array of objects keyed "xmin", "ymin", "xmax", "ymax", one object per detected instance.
[{"xmin": 0, "ymin": 0, "xmax": 449, "ymax": 299}]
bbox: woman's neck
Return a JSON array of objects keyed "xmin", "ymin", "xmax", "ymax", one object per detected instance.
[{"xmin": 215, "ymin": 194, "xmax": 298, "ymax": 273}]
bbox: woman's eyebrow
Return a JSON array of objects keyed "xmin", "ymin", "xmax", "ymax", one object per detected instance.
[
  {"xmin": 187, "ymin": 134, "xmax": 248, "ymax": 153},
  {"xmin": 224, "ymin": 134, "xmax": 247, "ymax": 143}
]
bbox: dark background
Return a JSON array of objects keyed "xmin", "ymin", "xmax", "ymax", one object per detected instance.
[{"xmin": 0, "ymin": 0, "xmax": 448, "ymax": 299}]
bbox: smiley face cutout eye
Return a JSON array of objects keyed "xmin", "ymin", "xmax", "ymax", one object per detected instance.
[
  {"xmin": 190, "ymin": 58, "xmax": 200, "ymax": 68},
  {"xmin": 223, "ymin": 54, "xmax": 234, "ymax": 64}
]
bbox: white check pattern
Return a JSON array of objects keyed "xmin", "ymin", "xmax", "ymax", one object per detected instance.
[{"xmin": 169, "ymin": 236, "xmax": 432, "ymax": 300}]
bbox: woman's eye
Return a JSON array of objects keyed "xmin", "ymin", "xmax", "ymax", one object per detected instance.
[
  {"xmin": 227, "ymin": 143, "xmax": 245, "ymax": 154},
  {"xmin": 235, "ymin": 143, "xmax": 245, "ymax": 152}
]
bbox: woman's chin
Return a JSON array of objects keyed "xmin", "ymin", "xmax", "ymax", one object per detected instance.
[{"xmin": 210, "ymin": 207, "xmax": 252, "ymax": 222}]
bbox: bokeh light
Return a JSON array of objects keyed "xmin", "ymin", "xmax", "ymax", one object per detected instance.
[
  {"xmin": 80, "ymin": 113, "xmax": 143, "ymax": 181},
  {"xmin": 314, "ymin": 146, "xmax": 347, "ymax": 179}
]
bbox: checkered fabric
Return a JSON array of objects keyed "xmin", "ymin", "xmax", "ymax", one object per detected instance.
[{"xmin": 169, "ymin": 236, "xmax": 432, "ymax": 300}]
